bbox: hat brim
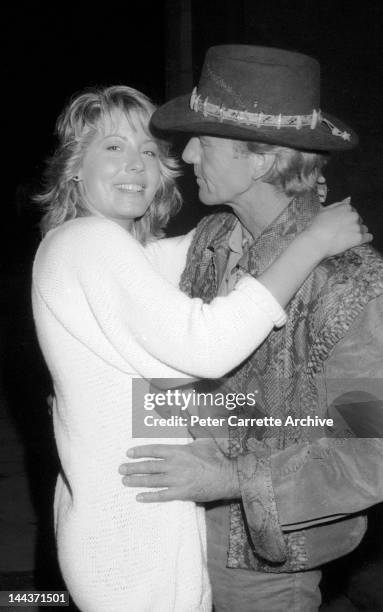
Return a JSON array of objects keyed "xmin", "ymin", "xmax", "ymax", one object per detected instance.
[{"xmin": 151, "ymin": 94, "xmax": 358, "ymax": 152}]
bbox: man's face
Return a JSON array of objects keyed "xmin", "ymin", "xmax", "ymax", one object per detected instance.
[{"xmin": 182, "ymin": 136, "xmax": 255, "ymax": 206}]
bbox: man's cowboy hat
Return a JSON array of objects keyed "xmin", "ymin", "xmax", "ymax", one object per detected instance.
[{"xmin": 152, "ymin": 45, "xmax": 358, "ymax": 151}]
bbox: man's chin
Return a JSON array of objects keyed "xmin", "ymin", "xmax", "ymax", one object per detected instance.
[{"xmin": 198, "ymin": 188, "xmax": 222, "ymax": 207}]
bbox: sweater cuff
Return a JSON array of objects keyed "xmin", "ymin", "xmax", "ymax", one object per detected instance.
[
  {"xmin": 237, "ymin": 276, "xmax": 287, "ymax": 328},
  {"xmin": 237, "ymin": 450, "xmax": 288, "ymax": 563}
]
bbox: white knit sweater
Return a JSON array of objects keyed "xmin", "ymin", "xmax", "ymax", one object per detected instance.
[{"xmin": 32, "ymin": 217, "xmax": 285, "ymax": 612}]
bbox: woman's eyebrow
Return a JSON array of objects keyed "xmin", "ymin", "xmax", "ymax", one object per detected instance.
[
  {"xmin": 102, "ymin": 133, "xmax": 125, "ymax": 139},
  {"xmin": 141, "ymin": 137, "xmax": 158, "ymax": 145},
  {"xmin": 101, "ymin": 134, "xmax": 157, "ymax": 145}
]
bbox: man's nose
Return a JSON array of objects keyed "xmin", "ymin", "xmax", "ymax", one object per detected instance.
[{"xmin": 182, "ymin": 137, "xmax": 200, "ymax": 164}]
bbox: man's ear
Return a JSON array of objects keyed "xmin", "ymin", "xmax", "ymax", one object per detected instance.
[{"xmin": 251, "ymin": 153, "xmax": 275, "ymax": 180}]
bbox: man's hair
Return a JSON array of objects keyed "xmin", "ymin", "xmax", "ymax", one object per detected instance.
[
  {"xmin": 36, "ymin": 85, "xmax": 182, "ymax": 244},
  {"xmin": 241, "ymin": 141, "xmax": 327, "ymax": 197}
]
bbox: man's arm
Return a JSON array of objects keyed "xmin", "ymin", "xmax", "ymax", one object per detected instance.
[
  {"xmin": 120, "ymin": 298, "xmax": 383, "ymax": 521},
  {"xmin": 262, "ymin": 296, "xmax": 383, "ymax": 529}
]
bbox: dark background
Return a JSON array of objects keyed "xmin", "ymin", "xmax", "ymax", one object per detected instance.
[
  {"xmin": 1, "ymin": 1, "xmax": 383, "ymax": 608},
  {"xmin": 3, "ymin": 0, "xmax": 383, "ymax": 268}
]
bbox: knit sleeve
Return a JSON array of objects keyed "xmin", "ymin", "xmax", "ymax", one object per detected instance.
[
  {"xmin": 33, "ymin": 218, "xmax": 285, "ymax": 379},
  {"xmin": 144, "ymin": 230, "xmax": 195, "ymax": 286}
]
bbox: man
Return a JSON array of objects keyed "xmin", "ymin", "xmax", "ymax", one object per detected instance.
[{"xmin": 120, "ymin": 46, "xmax": 383, "ymax": 610}]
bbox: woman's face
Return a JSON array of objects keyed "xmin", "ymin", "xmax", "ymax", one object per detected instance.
[{"xmin": 77, "ymin": 109, "xmax": 161, "ymax": 230}]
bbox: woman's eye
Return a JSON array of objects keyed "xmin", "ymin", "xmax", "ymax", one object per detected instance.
[
  {"xmin": 143, "ymin": 150, "xmax": 157, "ymax": 158},
  {"xmin": 106, "ymin": 144, "xmax": 121, "ymax": 152}
]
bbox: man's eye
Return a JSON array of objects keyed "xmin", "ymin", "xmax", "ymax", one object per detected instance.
[{"xmin": 106, "ymin": 145, "xmax": 121, "ymax": 152}]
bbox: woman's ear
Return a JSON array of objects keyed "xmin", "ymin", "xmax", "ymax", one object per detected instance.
[
  {"xmin": 73, "ymin": 168, "xmax": 84, "ymax": 182},
  {"xmin": 251, "ymin": 153, "xmax": 275, "ymax": 180}
]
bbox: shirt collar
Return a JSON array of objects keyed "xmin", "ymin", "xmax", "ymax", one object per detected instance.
[{"xmin": 227, "ymin": 220, "xmax": 254, "ymax": 255}]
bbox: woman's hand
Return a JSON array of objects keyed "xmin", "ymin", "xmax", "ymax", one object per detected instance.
[
  {"xmin": 306, "ymin": 198, "xmax": 372, "ymax": 258},
  {"xmin": 257, "ymin": 198, "xmax": 372, "ymax": 308}
]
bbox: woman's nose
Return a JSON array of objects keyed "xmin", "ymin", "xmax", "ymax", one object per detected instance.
[
  {"xmin": 126, "ymin": 150, "xmax": 144, "ymax": 172},
  {"xmin": 182, "ymin": 137, "xmax": 200, "ymax": 164}
]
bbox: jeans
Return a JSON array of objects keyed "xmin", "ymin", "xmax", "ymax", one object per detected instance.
[{"xmin": 206, "ymin": 503, "xmax": 322, "ymax": 612}]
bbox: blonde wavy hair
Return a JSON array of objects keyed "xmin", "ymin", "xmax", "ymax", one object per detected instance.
[
  {"xmin": 36, "ymin": 85, "xmax": 182, "ymax": 243},
  {"xmin": 240, "ymin": 141, "xmax": 327, "ymax": 197}
]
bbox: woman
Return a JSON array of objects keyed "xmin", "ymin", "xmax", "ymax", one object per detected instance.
[{"xmin": 32, "ymin": 85, "xmax": 369, "ymax": 612}]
